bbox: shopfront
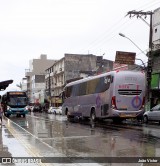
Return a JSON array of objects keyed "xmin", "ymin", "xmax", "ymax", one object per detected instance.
[{"xmin": 151, "ymin": 73, "xmax": 160, "ymax": 108}]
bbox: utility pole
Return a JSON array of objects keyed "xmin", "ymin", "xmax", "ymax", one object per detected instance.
[
  {"xmin": 46, "ymin": 69, "xmax": 51, "ymax": 107},
  {"xmin": 126, "ymin": 10, "xmax": 153, "ymax": 105},
  {"xmin": 48, "ymin": 72, "xmax": 51, "ymax": 106}
]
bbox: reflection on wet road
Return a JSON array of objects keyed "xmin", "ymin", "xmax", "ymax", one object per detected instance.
[
  {"xmin": 0, "ymin": 124, "xmax": 40, "ymax": 166},
  {"xmin": 3, "ymin": 112, "xmax": 160, "ymax": 165}
]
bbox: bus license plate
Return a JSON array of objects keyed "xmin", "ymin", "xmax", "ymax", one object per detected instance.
[{"xmin": 120, "ymin": 113, "xmax": 136, "ymax": 117}]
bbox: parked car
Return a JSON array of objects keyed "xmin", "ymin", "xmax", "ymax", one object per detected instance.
[
  {"xmin": 27, "ymin": 105, "xmax": 34, "ymax": 112},
  {"xmin": 48, "ymin": 106, "xmax": 62, "ymax": 115},
  {"xmin": 33, "ymin": 105, "xmax": 42, "ymax": 112},
  {"xmin": 143, "ymin": 104, "xmax": 160, "ymax": 123},
  {"xmin": 54, "ymin": 106, "xmax": 62, "ymax": 115},
  {"xmin": 48, "ymin": 107, "xmax": 55, "ymax": 114}
]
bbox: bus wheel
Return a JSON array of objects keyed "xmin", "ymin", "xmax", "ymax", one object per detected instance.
[
  {"xmin": 67, "ymin": 115, "xmax": 74, "ymax": 122},
  {"xmin": 67, "ymin": 113, "xmax": 72, "ymax": 122},
  {"xmin": 137, "ymin": 116, "xmax": 143, "ymax": 123},
  {"xmin": 90, "ymin": 110, "xmax": 96, "ymax": 122}
]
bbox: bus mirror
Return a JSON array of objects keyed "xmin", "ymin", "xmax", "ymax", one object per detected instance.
[
  {"xmin": 62, "ymin": 91, "xmax": 66, "ymax": 103},
  {"xmin": 7, "ymin": 97, "xmax": 10, "ymax": 102},
  {"xmin": 111, "ymin": 76, "xmax": 114, "ymax": 83}
]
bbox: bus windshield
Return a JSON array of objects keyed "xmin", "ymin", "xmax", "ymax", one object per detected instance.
[{"xmin": 8, "ymin": 96, "xmax": 27, "ymax": 106}]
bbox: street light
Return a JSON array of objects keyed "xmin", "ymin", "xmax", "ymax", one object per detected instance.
[
  {"xmin": 119, "ymin": 32, "xmax": 151, "ymax": 103},
  {"xmin": 135, "ymin": 58, "xmax": 146, "ymax": 69},
  {"xmin": 119, "ymin": 33, "xmax": 146, "ymax": 56},
  {"xmin": 119, "ymin": 33, "xmax": 146, "ymax": 68}
]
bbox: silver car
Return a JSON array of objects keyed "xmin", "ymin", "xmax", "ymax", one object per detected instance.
[
  {"xmin": 48, "ymin": 106, "xmax": 62, "ymax": 115},
  {"xmin": 143, "ymin": 104, "xmax": 160, "ymax": 123}
]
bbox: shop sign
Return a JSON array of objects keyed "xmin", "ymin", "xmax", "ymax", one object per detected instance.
[{"xmin": 115, "ymin": 51, "xmax": 136, "ymax": 65}]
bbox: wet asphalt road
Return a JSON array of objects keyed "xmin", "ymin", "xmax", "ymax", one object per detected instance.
[{"xmin": 1, "ymin": 112, "xmax": 160, "ymax": 166}]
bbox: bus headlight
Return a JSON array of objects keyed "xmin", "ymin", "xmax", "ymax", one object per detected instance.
[{"xmin": 7, "ymin": 106, "xmax": 11, "ymax": 111}]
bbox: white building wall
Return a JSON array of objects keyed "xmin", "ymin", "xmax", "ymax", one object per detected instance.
[
  {"xmin": 152, "ymin": 7, "xmax": 160, "ymax": 50},
  {"xmin": 31, "ymin": 75, "xmax": 45, "ymax": 103},
  {"xmin": 25, "ymin": 54, "xmax": 57, "ymax": 103},
  {"xmin": 21, "ymin": 78, "xmax": 27, "ymax": 91}
]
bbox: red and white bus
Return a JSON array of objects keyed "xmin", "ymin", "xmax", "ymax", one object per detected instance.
[{"xmin": 62, "ymin": 70, "xmax": 146, "ymax": 122}]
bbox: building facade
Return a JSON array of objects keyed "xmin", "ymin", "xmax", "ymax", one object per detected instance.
[
  {"xmin": 45, "ymin": 53, "xmax": 113, "ymax": 106},
  {"xmin": 150, "ymin": 7, "xmax": 160, "ymax": 107},
  {"xmin": 21, "ymin": 78, "xmax": 27, "ymax": 91},
  {"xmin": 25, "ymin": 54, "xmax": 57, "ymax": 104}
]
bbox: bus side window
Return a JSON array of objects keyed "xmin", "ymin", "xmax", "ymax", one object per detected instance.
[
  {"xmin": 96, "ymin": 76, "xmax": 111, "ymax": 93},
  {"xmin": 111, "ymin": 76, "xmax": 114, "ymax": 83},
  {"xmin": 66, "ymin": 86, "xmax": 72, "ymax": 98},
  {"xmin": 71, "ymin": 84, "xmax": 79, "ymax": 96},
  {"xmin": 104, "ymin": 75, "xmax": 111, "ymax": 91},
  {"xmin": 86, "ymin": 79, "xmax": 98, "ymax": 95},
  {"xmin": 79, "ymin": 82, "xmax": 87, "ymax": 96}
]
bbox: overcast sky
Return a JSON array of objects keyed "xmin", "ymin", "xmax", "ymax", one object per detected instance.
[{"xmin": 0, "ymin": 0, "xmax": 160, "ymax": 93}]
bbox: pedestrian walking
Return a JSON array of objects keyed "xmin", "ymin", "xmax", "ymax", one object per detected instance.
[{"xmin": 0, "ymin": 103, "xmax": 3, "ymax": 124}]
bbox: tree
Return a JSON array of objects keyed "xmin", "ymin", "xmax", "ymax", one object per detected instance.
[{"xmin": 16, "ymin": 82, "xmax": 22, "ymax": 90}]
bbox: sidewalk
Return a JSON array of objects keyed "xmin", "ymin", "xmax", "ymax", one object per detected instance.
[
  {"xmin": 0, "ymin": 119, "xmax": 40, "ymax": 166},
  {"xmin": 0, "ymin": 117, "xmax": 59, "ymax": 166}
]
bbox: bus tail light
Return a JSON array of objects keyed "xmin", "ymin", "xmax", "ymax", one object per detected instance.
[
  {"xmin": 111, "ymin": 96, "xmax": 117, "ymax": 109},
  {"xmin": 140, "ymin": 97, "xmax": 145, "ymax": 109}
]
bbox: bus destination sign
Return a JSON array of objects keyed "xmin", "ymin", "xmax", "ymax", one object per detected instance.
[
  {"xmin": 9, "ymin": 92, "xmax": 25, "ymax": 95},
  {"xmin": 115, "ymin": 51, "xmax": 136, "ymax": 65}
]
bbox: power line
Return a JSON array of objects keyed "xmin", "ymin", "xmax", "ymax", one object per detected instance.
[
  {"xmin": 76, "ymin": 1, "xmax": 158, "ymax": 58},
  {"xmin": 136, "ymin": 0, "xmax": 160, "ymax": 11},
  {"xmin": 78, "ymin": 18, "xmax": 137, "ymax": 54}
]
